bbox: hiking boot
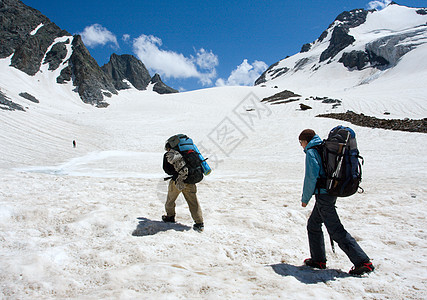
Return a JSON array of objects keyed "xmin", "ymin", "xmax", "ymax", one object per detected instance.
[
  {"xmin": 193, "ymin": 223, "xmax": 204, "ymax": 232},
  {"xmin": 349, "ymin": 261, "xmax": 375, "ymax": 275},
  {"xmin": 304, "ymin": 258, "xmax": 326, "ymax": 269},
  {"xmin": 162, "ymin": 215, "xmax": 175, "ymax": 223}
]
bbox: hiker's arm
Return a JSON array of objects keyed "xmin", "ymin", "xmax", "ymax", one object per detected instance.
[
  {"xmin": 301, "ymin": 150, "xmax": 320, "ymax": 205},
  {"xmin": 301, "ymin": 202, "xmax": 307, "ymax": 207}
]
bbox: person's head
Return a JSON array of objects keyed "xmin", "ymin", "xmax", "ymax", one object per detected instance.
[{"xmin": 299, "ymin": 129, "xmax": 316, "ymax": 149}]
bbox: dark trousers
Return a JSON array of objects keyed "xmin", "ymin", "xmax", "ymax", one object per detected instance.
[{"xmin": 307, "ymin": 194, "xmax": 370, "ymax": 266}]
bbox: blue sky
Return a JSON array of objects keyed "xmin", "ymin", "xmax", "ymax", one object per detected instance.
[{"xmin": 23, "ymin": 0, "xmax": 427, "ymax": 91}]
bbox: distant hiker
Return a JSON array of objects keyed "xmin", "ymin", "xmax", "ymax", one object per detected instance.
[
  {"xmin": 298, "ymin": 129, "xmax": 374, "ymax": 275},
  {"xmin": 162, "ymin": 135, "xmax": 204, "ymax": 232},
  {"xmin": 73, "ymin": 140, "xmax": 76, "ymax": 148}
]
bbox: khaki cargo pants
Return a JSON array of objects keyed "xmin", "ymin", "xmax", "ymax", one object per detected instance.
[{"xmin": 165, "ymin": 180, "xmax": 203, "ymax": 224}]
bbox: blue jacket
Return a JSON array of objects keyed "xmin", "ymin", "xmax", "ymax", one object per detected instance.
[{"xmin": 302, "ymin": 135, "xmax": 327, "ymax": 204}]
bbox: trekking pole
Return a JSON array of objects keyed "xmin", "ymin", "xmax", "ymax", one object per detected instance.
[
  {"xmin": 329, "ymin": 132, "xmax": 350, "ymax": 189},
  {"xmin": 330, "ymin": 235, "xmax": 336, "ymax": 253}
]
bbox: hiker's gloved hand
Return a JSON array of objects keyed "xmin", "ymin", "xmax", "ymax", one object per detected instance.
[{"xmin": 301, "ymin": 202, "xmax": 307, "ymax": 207}]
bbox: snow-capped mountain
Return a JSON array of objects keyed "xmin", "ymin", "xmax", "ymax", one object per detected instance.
[
  {"xmin": 256, "ymin": 4, "xmax": 427, "ymax": 95},
  {"xmin": 0, "ymin": 0, "xmax": 177, "ymax": 110}
]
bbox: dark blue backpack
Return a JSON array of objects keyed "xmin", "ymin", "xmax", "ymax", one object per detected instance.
[
  {"xmin": 166, "ymin": 134, "xmax": 204, "ymax": 184},
  {"xmin": 314, "ymin": 126, "xmax": 364, "ymax": 197}
]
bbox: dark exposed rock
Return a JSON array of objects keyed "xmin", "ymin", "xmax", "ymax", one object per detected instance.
[
  {"xmin": 317, "ymin": 111, "xmax": 427, "ymax": 133},
  {"xmin": 318, "ymin": 30, "xmax": 329, "ymax": 43},
  {"xmin": 416, "ymin": 9, "xmax": 427, "ymax": 15},
  {"xmin": 56, "ymin": 63, "xmax": 72, "ymax": 84},
  {"xmin": 334, "ymin": 9, "xmax": 369, "ymax": 28},
  {"xmin": 294, "ymin": 58, "xmax": 311, "ymax": 71},
  {"xmin": 19, "ymin": 92, "xmax": 39, "ymax": 103},
  {"xmin": 1, "ymin": 0, "xmax": 70, "ymax": 75},
  {"xmin": 300, "ymin": 43, "xmax": 312, "ymax": 53},
  {"xmin": 150, "ymin": 74, "xmax": 178, "ymax": 94},
  {"xmin": 319, "ymin": 26, "xmax": 355, "ymax": 62},
  {"xmin": 319, "ymin": 9, "xmax": 369, "ymax": 63},
  {"xmin": 366, "ymin": 50, "xmax": 389, "ymax": 67},
  {"xmin": 270, "ymin": 67, "xmax": 290, "ymax": 80},
  {"xmin": 69, "ymin": 35, "xmax": 117, "ymax": 107},
  {"xmin": 101, "ymin": 53, "xmax": 151, "ymax": 90},
  {"xmin": 299, "ymin": 103, "xmax": 312, "ymax": 111},
  {"xmin": 339, "ymin": 50, "xmax": 370, "ymax": 70},
  {"xmin": 255, "ymin": 61, "xmax": 280, "ymax": 85},
  {"xmin": 44, "ymin": 40, "xmax": 69, "ymax": 70},
  {"xmin": 261, "ymin": 90, "xmax": 301, "ymax": 104},
  {"xmin": 0, "ymin": 90, "xmax": 25, "ymax": 111},
  {"xmin": 1, "ymin": 0, "xmax": 179, "ymax": 107}
]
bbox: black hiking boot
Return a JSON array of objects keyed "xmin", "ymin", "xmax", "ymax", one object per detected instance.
[
  {"xmin": 162, "ymin": 215, "xmax": 175, "ymax": 223},
  {"xmin": 193, "ymin": 223, "xmax": 204, "ymax": 232},
  {"xmin": 349, "ymin": 261, "xmax": 375, "ymax": 275},
  {"xmin": 304, "ymin": 258, "xmax": 327, "ymax": 269}
]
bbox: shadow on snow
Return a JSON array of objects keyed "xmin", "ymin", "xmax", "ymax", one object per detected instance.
[
  {"xmin": 132, "ymin": 217, "xmax": 191, "ymax": 236},
  {"xmin": 270, "ymin": 263, "xmax": 352, "ymax": 284}
]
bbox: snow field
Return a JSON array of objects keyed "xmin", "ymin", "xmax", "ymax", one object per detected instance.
[{"xmin": 0, "ymin": 84, "xmax": 426, "ymax": 298}]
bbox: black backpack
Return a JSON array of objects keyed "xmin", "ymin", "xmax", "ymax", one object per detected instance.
[
  {"xmin": 167, "ymin": 134, "xmax": 204, "ymax": 184},
  {"xmin": 312, "ymin": 126, "xmax": 364, "ymax": 197}
]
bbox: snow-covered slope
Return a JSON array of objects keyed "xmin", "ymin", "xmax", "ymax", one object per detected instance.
[
  {"xmin": 1, "ymin": 74, "xmax": 427, "ymax": 298},
  {"xmin": 0, "ymin": 3, "xmax": 426, "ymax": 299},
  {"xmin": 256, "ymin": 4, "xmax": 427, "ymax": 108}
]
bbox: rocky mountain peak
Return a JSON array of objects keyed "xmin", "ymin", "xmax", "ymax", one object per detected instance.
[
  {"xmin": 150, "ymin": 73, "xmax": 178, "ymax": 94},
  {"xmin": 101, "ymin": 54, "xmax": 151, "ymax": 91},
  {"xmin": 255, "ymin": 4, "xmax": 427, "ymax": 91},
  {"xmin": 0, "ymin": 0, "xmax": 179, "ymax": 109},
  {"xmin": 0, "ymin": 0, "xmax": 70, "ymax": 75}
]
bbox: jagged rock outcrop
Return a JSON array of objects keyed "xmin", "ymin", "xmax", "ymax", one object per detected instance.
[
  {"xmin": 339, "ymin": 50, "xmax": 370, "ymax": 70},
  {"xmin": 101, "ymin": 54, "xmax": 151, "ymax": 90},
  {"xmin": 1, "ymin": 0, "xmax": 179, "ymax": 107},
  {"xmin": 255, "ymin": 61, "xmax": 288, "ymax": 86},
  {"xmin": 0, "ymin": 90, "xmax": 25, "ymax": 111},
  {"xmin": 68, "ymin": 35, "xmax": 117, "ymax": 107},
  {"xmin": 150, "ymin": 74, "xmax": 178, "ymax": 94},
  {"xmin": 44, "ymin": 39, "xmax": 70, "ymax": 70},
  {"xmin": 0, "ymin": 0, "xmax": 69, "ymax": 75},
  {"xmin": 255, "ymin": 4, "xmax": 427, "ymax": 90},
  {"xmin": 261, "ymin": 90, "xmax": 301, "ymax": 104},
  {"xmin": 319, "ymin": 9, "xmax": 368, "ymax": 62}
]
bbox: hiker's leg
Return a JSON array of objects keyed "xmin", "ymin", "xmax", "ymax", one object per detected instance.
[
  {"xmin": 165, "ymin": 180, "xmax": 181, "ymax": 217},
  {"xmin": 182, "ymin": 183, "xmax": 203, "ymax": 224},
  {"xmin": 307, "ymin": 200, "xmax": 326, "ymax": 262},
  {"xmin": 317, "ymin": 194, "xmax": 370, "ymax": 266}
]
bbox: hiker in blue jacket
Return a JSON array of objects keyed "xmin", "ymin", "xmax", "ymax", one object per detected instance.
[{"xmin": 299, "ymin": 129, "xmax": 374, "ymax": 275}]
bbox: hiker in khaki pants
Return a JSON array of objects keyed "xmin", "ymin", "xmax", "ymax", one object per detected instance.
[
  {"xmin": 165, "ymin": 180, "xmax": 203, "ymax": 224},
  {"xmin": 162, "ymin": 139, "xmax": 204, "ymax": 232}
]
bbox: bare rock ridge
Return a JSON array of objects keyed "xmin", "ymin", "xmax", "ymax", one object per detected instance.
[{"xmin": 0, "ymin": 0, "xmax": 178, "ymax": 108}]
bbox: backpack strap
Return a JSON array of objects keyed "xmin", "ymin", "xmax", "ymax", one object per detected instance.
[{"xmin": 308, "ymin": 144, "xmax": 327, "ymax": 194}]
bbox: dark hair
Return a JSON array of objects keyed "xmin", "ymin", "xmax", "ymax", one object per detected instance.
[{"xmin": 299, "ymin": 129, "xmax": 316, "ymax": 142}]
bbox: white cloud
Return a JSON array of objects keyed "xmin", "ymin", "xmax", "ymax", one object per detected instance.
[
  {"xmin": 132, "ymin": 34, "xmax": 218, "ymax": 85},
  {"xmin": 216, "ymin": 59, "xmax": 268, "ymax": 87},
  {"xmin": 80, "ymin": 24, "xmax": 119, "ymax": 48},
  {"xmin": 122, "ymin": 34, "xmax": 131, "ymax": 42},
  {"xmin": 196, "ymin": 48, "xmax": 218, "ymax": 70},
  {"xmin": 367, "ymin": 0, "xmax": 392, "ymax": 10}
]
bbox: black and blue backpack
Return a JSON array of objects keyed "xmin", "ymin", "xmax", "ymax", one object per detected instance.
[
  {"xmin": 166, "ymin": 134, "xmax": 209, "ymax": 184},
  {"xmin": 313, "ymin": 126, "xmax": 364, "ymax": 197}
]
